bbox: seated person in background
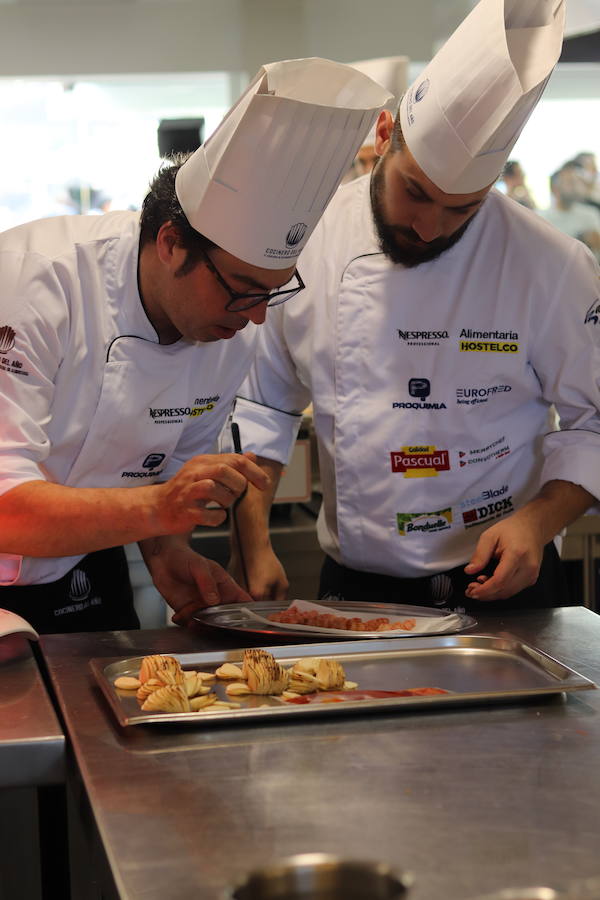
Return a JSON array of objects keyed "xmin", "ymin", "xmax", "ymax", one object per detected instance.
[
  {"xmin": 539, "ymin": 162, "xmax": 600, "ymax": 259},
  {"xmin": 500, "ymin": 160, "xmax": 536, "ymax": 209}
]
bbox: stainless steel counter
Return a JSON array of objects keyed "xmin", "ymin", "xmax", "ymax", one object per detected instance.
[
  {"xmin": 0, "ymin": 634, "xmax": 64, "ymax": 789},
  {"xmin": 40, "ymin": 607, "xmax": 600, "ymax": 900},
  {"xmin": 0, "ymin": 634, "xmax": 65, "ymax": 900}
]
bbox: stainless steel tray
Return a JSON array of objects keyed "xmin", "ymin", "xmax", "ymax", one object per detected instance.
[
  {"xmin": 90, "ymin": 634, "xmax": 596, "ymax": 728},
  {"xmin": 193, "ymin": 600, "xmax": 476, "ymax": 638}
]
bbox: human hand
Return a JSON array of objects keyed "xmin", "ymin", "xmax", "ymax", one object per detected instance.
[
  {"xmin": 144, "ymin": 540, "xmax": 252, "ymax": 626},
  {"xmin": 229, "ymin": 545, "xmax": 289, "ymax": 603},
  {"xmin": 153, "ymin": 453, "xmax": 269, "ymax": 534},
  {"xmin": 463, "ymin": 514, "xmax": 545, "ymax": 602}
]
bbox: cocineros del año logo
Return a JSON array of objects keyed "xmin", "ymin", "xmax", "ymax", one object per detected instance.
[
  {"xmin": 286, "ymin": 223, "xmax": 307, "ymax": 247},
  {"xmin": 391, "ymin": 446, "xmax": 450, "ymax": 477},
  {"xmin": 0, "ymin": 325, "xmax": 16, "ymax": 353},
  {"xmin": 415, "ymin": 79, "xmax": 430, "ymax": 103}
]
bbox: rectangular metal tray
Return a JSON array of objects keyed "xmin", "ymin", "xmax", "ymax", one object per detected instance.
[{"xmin": 90, "ymin": 633, "xmax": 596, "ymax": 728}]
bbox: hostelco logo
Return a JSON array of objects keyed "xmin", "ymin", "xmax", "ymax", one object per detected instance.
[
  {"xmin": 390, "ymin": 446, "xmax": 450, "ymax": 478},
  {"xmin": 286, "ymin": 223, "xmax": 307, "ymax": 247}
]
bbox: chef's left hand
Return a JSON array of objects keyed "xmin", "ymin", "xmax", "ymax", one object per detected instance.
[
  {"xmin": 463, "ymin": 513, "xmax": 544, "ymax": 602},
  {"xmin": 141, "ymin": 537, "xmax": 252, "ymax": 626}
]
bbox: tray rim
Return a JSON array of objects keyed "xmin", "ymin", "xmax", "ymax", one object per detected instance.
[
  {"xmin": 193, "ymin": 599, "xmax": 477, "ymax": 639},
  {"xmin": 90, "ymin": 633, "xmax": 597, "ymax": 728}
]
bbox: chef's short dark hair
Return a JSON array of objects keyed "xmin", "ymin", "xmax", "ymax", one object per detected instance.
[
  {"xmin": 139, "ymin": 153, "xmax": 216, "ymax": 277},
  {"xmin": 390, "ymin": 109, "xmax": 406, "ymax": 154}
]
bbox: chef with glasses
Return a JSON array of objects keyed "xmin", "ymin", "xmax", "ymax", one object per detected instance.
[{"xmin": 0, "ymin": 58, "xmax": 390, "ymax": 633}]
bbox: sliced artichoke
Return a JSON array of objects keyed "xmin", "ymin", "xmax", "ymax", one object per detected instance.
[
  {"xmin": 141, "ymin": 684, "xmax": 191, "ymax": 713},
  {"xmin": 139, "ymin": 654, "xmax": 184, "ymax": 686}
]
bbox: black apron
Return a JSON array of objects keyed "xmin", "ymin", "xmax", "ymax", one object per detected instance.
[
  {"xmin": 0, "ymin": 546, "xmax": 139, "ymax": 634},
  {"xmin": 318, "ymin": 542, "xmax": 571, "ymax": 615}
]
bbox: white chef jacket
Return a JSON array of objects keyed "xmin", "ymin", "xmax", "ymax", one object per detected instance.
[
  {"xmin": 230, "ymin": 177, "xmax": 600, "ymax": 579},
  {"xmin": 0, "ymin": 212, "xmax": 259, "ymax": 585}
]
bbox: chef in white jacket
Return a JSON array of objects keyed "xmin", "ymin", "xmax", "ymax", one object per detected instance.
[
  {"xmin": 0, "ymin": 58, "xmax": 391, "ymax": 633},
  {"xmin": 229, "ymin": 0, "xmax": 600, "ymax": 613}
]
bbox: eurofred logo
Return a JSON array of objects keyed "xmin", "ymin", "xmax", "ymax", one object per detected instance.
[{"xmin": 391, "ymin": 446, "xmax": 450, "ymax": 478}]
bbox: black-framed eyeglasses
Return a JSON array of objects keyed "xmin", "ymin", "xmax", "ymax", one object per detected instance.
[{"xmin": 203, "ymin": 252, "xmax": 305, "ymax": 312}]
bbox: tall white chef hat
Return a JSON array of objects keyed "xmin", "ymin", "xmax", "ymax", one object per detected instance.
[
  {"xmin": 175, "ymin": 57, "xmax": 392, "ymax": 269},
  {"xmin": 399, "ymin": 0, "xmax": 566, "ymax": 194},
  {"xmin": 351, "ymin": 56, "xmax": 409, "ymax": 146}
]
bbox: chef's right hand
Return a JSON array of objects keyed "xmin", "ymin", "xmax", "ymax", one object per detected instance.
[
  {"xmin": 229, "ymin": 545, "xmax": 290, "ymax": 603},
  {"xmin": 154, "ymin": 453, "xmax": 269, "ymax": 533}
]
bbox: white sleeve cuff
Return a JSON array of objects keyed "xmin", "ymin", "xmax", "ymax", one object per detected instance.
[
  {"xmin": 0, "ymin": 554, "xmax": 23, "ymax": 585},
  {"xmin": 228, "ymin": 396, "xmax": 303, "ymax": 465},
  {"xmin": 541, "ymin": 432, "xmax": 600, "ymax": 513}
]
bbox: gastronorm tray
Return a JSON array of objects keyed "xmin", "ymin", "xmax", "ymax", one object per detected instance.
[
  {"xmin": 193, "ymin": 600, "xmax": 476, "ymax": 639},
  {"xmin": 90, "ymin": 634, "xmax": 596, "ymax": 728}
]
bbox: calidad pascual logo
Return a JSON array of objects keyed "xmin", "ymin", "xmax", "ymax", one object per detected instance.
[{"xmin": 390, "ymin": 446, "xmax": 450, "ymax": 478}]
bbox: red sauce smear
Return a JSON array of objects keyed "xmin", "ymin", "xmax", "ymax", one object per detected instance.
[{"xmin": 285, "ymin": 687, "xmax": 449, "ymax": 704}]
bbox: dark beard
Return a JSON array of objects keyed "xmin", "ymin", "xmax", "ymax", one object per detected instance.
[{"xmin": 369, "ymin": 159, "xmax": 476, "ymax": 267}]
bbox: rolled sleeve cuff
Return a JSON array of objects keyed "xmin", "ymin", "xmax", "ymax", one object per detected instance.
[
  {"xmin": 230, "ymin": 397, "xmax": 302, "ymax": 465},
  {"xmin": 541, "ymin": 434, "xmax": 600, "ymax": 514},
  {"xmin": 0, "ymin": 455, "xmax": 46, "ymax": 499},
  {"xmin": 0, "ymin": 555, "xmax": 23, "ymax": 585}
]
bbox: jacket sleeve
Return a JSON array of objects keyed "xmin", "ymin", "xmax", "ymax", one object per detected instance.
[
  {"xmin": 0, "ymin": 250, "xmax": 69, "ymax": 497},
  {"xmin": 531, "ymin": 241, "xmax": 600, "ymax": 504},
  {"xmin": 226, "ymin": 301, "xmax": 311, "ymax": 465}
]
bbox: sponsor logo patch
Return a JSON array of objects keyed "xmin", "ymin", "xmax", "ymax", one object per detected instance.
[
  {"xmin": 391, "ymin": 446, "xmax": 450, "ymax": 477},
  {"xmin": 122, "ymin": 453, "xmax": 167, "ymax": 479},
  {"xmin": 459, "ymin": 484, "xmax": 509, "ymax": 510},
  {"xmin": 397, "ymin": 329, "xmax": 449, "ymax": 347},
  {"xmin": 456, "ymin": 384, "xmax": 512, "ymax": 405},
  {"xmin": 462, "ymin": 495, "xmax": 514, "ymax": 529},
  {"xmin": 149, "ymin": 395, "xmax": 220, "ymax": 424},
  {"xmin": 396, "ymin": 508, "xmax": 452, "ymax": 536},
  {"xmin": 143, "ymin": 453, "xmax": 166, "ymax": 469},
  {"xmin": 393, "ymin": 378, "xmax": 447, "ymax": 411},
  {"xmin": 459, "ymin": 328, "xmax": 519, "ymax": 354},
  {"xmin": 457, "ymin": 436, "xmax": 510, "ymax": 467}
]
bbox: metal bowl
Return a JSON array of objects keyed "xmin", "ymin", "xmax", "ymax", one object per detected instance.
[{"xmin": 226, "ymin": 853, "xmax": 413, "ymax": 900}]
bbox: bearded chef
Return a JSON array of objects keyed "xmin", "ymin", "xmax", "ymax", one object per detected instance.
[
  {"xmin": 0, "ymin": 59, "xmax": 391, "ymax": 633},
  {"xmin": 228, "ymin": 0, "xmax": 600, "ymax": 613}
]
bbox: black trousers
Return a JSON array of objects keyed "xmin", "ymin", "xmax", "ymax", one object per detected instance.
[
  {"xmin": 0, "ymin": 546, "xmax": 139, "ymax": 634},
  {"xmin": 318, "ymin": 542, "xmax": 571, "ymax": 616}
]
